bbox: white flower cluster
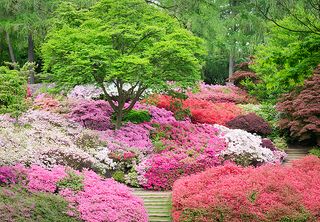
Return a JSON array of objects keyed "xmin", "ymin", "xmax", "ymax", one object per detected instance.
[
  {"xmin": 0, "ymin": 111, "xmax": 108, "ymax": 171},
  {"xmin": 214, "ymin": 124, "xmax": 279, "ymax": 164},
  {"xmin": 94, "ymin": 147, "xmax": 117, "ymax": 170}
]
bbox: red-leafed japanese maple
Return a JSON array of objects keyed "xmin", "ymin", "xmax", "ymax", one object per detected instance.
[
  {"xmin": 277, "ymin": 65, "xmax": 320, "ymax": 144},
  {"xmin": 226, "ymin": 113, "xmax": 272, "ymax": 136},
  {"xmin": 228, "ymin": 59, "xmax": 259, "ymax": 89}
]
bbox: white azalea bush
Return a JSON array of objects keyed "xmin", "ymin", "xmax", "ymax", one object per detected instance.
[
  {"xmin": 0, "ymin": 110, "xmax": 111, "ymax": 172},
  {"xmin": 214, "ymin": 124, "xmax": 287, "ymax": 166}
]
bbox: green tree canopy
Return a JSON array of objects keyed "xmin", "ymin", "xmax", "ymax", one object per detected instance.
[{"xmin": 42, "ymin": 0, "xmax": 206, "ymax": 128}]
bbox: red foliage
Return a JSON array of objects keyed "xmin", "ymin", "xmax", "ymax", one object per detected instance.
[
  {"xmin": 146, "ymin": 95, "xmax": 243, "ymax": 125},
  {"xmin": 172, "ymin": 156, "xmax": 320, "ymax": 222},
  {"xmin": 228, "ymin": 70, "xmax": 259, "ymax": 88},
  {"xmin": 226, "ymin": 113, "xmax": 272, "ymax": 136},
  {"xmin": 277, "ymin": 66, "xmax": 320, "ymax": 144}
]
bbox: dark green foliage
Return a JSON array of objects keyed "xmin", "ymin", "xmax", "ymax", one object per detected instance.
[
  {"xmin": 122, "ymin": 110, "xmax": 151, "ymax": 124},
  {"xmin": 0, "ymin": 185, "xmax": 78, "ymax": 222},
  {"xmin": 0, "ymin": 66, "xmax": 27, "ymax": 117},
  {"xmin": 57, "ymin": 171, "xmax": 84, "ymax": 192}
]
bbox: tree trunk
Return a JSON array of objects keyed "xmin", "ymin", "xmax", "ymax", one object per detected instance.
[
  {"xmin": 5, "ymin": 31, "xmax": 16, "ymax": 63},
  {"xmin": 115, "ymin": 109, "xmax": 123, "ymax": 130},
  {"xmin": 228, "ymin": 51, "xmax": 234, "ymax": 79},
  {"xmin": 28, "ymin": 32, "xmax": 35, "ymax": 84}
]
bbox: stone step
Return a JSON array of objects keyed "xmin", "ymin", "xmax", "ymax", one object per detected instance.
[{"xmin": 149, "ymin": 216, "xmax": 171, "ymax": 222}]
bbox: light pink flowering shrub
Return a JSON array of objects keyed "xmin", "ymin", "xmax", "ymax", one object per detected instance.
[
  {"xmin": 187, "ymin": 83, "xmax": 254, "ymax": 104},
  {"xmin": 0, "ymin": 165, "xmax": 148, "ymax": 222},
  {"xmin": 172, "ymin": 156, "xmax": 320, "ymax": 222},
  {"xmin": 33, "ymin": 93, "xmax": 60, "ymax": 111}
]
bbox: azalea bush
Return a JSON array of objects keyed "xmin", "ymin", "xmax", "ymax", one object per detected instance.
[
  {"xmin": 187, "ymin": 83, "xmax": 253, "ymax": 104},
  {"xmin": 214, "ymin": 125, "xmax": 286, "ymax": 166},
  {"xmin": 148, "ymin": 95, "xmax": 243, "ymax": 125},
  {"xmin": 136, "ymin": 122, "xmax": 227, "ymax": 190},
  {"xmin": 0, "ymin": 110, "xmax": 107, "ymax": 172},
  {"xmin": 0, "ymin": 165, "xmax": 148, "ymax": 222},
  {"xmin": 69, "ymin": 99, "xmax": 114, "ymax": 131},
  {"xmin": 172, "ymin": 156, "xmax": 320, "ymax": 222},
  {"xmin": 33, "ymin": 93, "xmax": 60, "ymax": 111}
]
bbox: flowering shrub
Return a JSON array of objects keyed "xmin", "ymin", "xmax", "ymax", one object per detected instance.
[
  {"xmin": 187, "ymin": 83, "xmax": 253, "ymax": 104},
  {"xmin": 69, "ymin": 99, "xmax": 114, "ymax": 130},
  {"xmin": 0, "ymin": 111, "xmax": 108, "ymax": 172},
  {"xmin": 68, "ymin": 84, "xmax": 103, "ymax": 100},
  {"xmin": 148, "ymin": 94, "xmax": 243, "ymax": 125},
  {"xmin": 277, "ymin": 66, "xmax": 320, "ymax": 144},
  {"xmin": 0, "ymin": 165, "xmax": 148, "ymax": 222},
  {"xmin": 184, "ymin": 99, "xmax": 243, "ymax": 125},
  {"xmin": 226, "ymin": 113, "xmax": 272, "ymax": 136},
  {"xmin": 172, "ymin": 156, "xmax": 320, "ymax": 222},
  {"xmin": 136, "ymin": 122, "xmax": 226, "ymax": 190},
  {"xmin": 214, "ymin": 124, "xmax": 286, "ymax": 165},
  {"xmin": 33, "ymin": 93, "xmax": 60, "ymax": 111}
]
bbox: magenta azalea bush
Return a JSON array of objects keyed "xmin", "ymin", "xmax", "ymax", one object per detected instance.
[{"xmin": 0, "ymin": 165, "xmax": 148, "ymax": 222}]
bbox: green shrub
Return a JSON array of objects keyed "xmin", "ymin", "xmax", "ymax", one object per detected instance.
[
  {"xmin": 113, "ymin": 110, "xmax": 151, "ymax": 124},
  {"xmin": 57, "ymin": 170, "xmax": 84, "ymax": 192},
  {"xmin": 0, "ymin": 66, "xmax": 28, "ymax": 117},
  {"xmin": 309, "ymin": 147, "xmax": 320, "ymax": 158},
  {"xmin": 0, "ymin": 185, "xmax": 78, "ymax": 222},
  {"xmin": 112, "ymin": 170, "xmax": 125, "ymax": 183}
]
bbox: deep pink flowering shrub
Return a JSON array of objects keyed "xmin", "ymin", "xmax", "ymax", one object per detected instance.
[
  {"xmin": 137, "ymin": 122, "xmax": 227, "ymax": 190},
  {"xmin": 172, "ymin": 156, "xmax": 320, "ymax": 222},
  {"xmin": 226, "ymin": 112, "xmax": 272, "ymax": 136},
  {"xmin": 0, "ymin": 165, "xmax": 148, "ymax": 222},
  {"xmin": 69, "ymin": 99, "xmax": 114, "ymax": 130},
  {"xmin": 187, "ymin": 83, "xmax": 254, "ymax": 104}
]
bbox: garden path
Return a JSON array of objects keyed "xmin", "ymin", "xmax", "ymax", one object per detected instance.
[
  {"xmin": 283, "ymin": 144, "xmax": 311, "ymax": 165},
  {"xmin": 133, "ymin": 189, "xmax": 172, "ymax": 222}
]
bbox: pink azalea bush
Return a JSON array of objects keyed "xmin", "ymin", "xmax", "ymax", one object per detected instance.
[
  {"xmin": 69, "ymin": 99, "xmax": 114, "ymax": 130},
  {"xmin": 33, "ymin": 93, "xmax": 60, "ymax": 111},
  {"xmin": 172, "ymin": 156, "xmax": 320, "ymax": 222},
  {"xmin": 136, "ymin": 122, "xmax": 227, "ymax": 190},
  {"xmin": 0, "ymin": 165, "xmax": 148, "ymax": 222},
  {"xmin": 187, "ymin": 83, "xmax": 254, "ymax": 104}
]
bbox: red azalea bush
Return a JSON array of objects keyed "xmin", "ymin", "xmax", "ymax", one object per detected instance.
[
  {"xmin": 69, "ymin": 100, "xmax": 114, "ymax": 130},
  {"xmin": 172, "ymin": 156, "xmax": 320, "ymax": 222},
  {"xmin": 184, "ymin": 99, "xmax": 243, "ymax": 125},
  {"xmin": 147, "ymin": 95, "xmax": 243, "ymax": 125},
  {"xmin": 0, "ymin": 165, "xmax": 148, "ymax": 222},
  {"xmin": 277, "ymin": 66, "xmax": 320, "ymax": 144},
  {"xmin": 226, "ymin": 112, "xmax": 272, "ymax": 136}
]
